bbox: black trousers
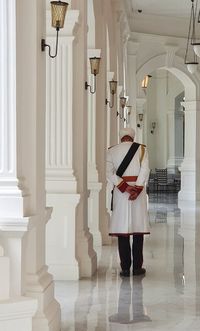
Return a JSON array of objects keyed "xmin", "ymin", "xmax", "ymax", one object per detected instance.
[{"xmin": 118, "ymin": 235, "xmax": 144, "ymax": 271}]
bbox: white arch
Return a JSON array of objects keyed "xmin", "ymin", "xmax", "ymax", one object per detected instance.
[
  {"xmin": 136, "ymin": 53, "xmax": 200, "ymax": 201},
  {"xmin": 136, "ymin": 54, "xmax": 200, "ymax": 100}
]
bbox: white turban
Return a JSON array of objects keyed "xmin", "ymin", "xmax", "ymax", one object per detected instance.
[{"xmin": 119, "ymin": 128, "xmax": 135, "ymax": 140}]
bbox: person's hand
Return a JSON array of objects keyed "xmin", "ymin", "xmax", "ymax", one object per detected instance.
[
  {"xmin": 128, "ymin": 191, "xmax": 138, "ymax": 200},
  {"xmin": 125, "ymin": 185, "xmax": 137, "ymax": 194},
  {"xmin": 128, "ymin": 185, "xmax": 143, "ymax": 200}
]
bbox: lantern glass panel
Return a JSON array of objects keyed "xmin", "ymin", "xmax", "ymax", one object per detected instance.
[{"xmin": 51, "ymin": 1, "xmax": 68, "ymax": 29}]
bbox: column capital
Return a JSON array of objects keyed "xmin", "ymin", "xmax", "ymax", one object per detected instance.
[
  {"xmin": 127, "ymin": 40, "xmax": 140, "ymax": 55},
  {"xmin": 181, "ymin": 100, "xmax": 200, "ymax": 111},
  {"xmin": 107, "ymin": 71, "xmax": 115, "ymax": 82},
  {"xmin": 167, "ymin": 108, "xmax": 175, "ymax": 114},
  {"xmin": 136, "ymin": 98, "xmax": 146, "ymax": 112},
  {"xmin": 88, "ymin": 48, "xmax": 101, "ymax": 58},
  {"xmin": 164, "ymin": 44, "xmax": 179, "ymax": 68}
]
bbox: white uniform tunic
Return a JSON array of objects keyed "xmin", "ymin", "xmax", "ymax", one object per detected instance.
[{"xmin": 106, "ymin": 141, "xmax": 150, "ymax": 235}]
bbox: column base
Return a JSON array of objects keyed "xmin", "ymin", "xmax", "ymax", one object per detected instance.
[
  {"xmin": 26, "ymin": 266, "xmax": 61, "ymax": 331},
  {"xmin": 178, "ymin": 190, "xmax": 196, "ymax": 201},
  {"xmin": 0, "ymin": 297, "xmax": 37, "ymax": 331},
  {"xmin": 46, "ymin": 192, "xmax": 80, "ymax": 281},
  {"xmin": 48, "ymin": 263, "xmax": 79, "ymax": 281},
  {"xmin": 32, "ymin": 299, "xmax": 60, "ymax": 331},
  {"xmin": 100, "ymin": 212, "xmax": 112, "ymax": 245},
  {"xmin": 76, "ymin": 230, "xmax": 97, "ymax": 278},
  {"xmin": 88, "ymin": 181, "xmax": 102, "ymax": 247},
  {"xmin": 178, "ymin": 160, "xmax": 196, "ymax": 201},
  {"xmin": 167, "ymin": 157, "xmax": 183, "ymax": 174},
  {"xmin": 0, "ymin": 257, "xmax": 9, "ymax": 300}
]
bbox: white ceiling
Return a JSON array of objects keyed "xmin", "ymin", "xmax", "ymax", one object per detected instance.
[{"xmin": 131, "ymin": 0, "xmax": 191, "ymax": 18}]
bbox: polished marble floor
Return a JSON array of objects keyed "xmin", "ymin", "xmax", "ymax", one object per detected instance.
[{"xmin": 55, "ymin": 193, "xmax": 200, "ymax": 331}]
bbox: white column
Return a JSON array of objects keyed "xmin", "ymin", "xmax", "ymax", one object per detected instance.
[
  {"xmin": 17, "ymin": 0, "xmax": 61, "ymax": 329},
  {"xmin": 106, "ymin": 71, "xmax": 115, "ymax": 148},
  {"xmin": 0, "ymin": 240, "xmax": 9, "ymax": 302},
  {"xmin": 178, "ymin": 101, "xmax": 199, "ymax": 201},
  {"xmin": 117, "ymin": 85, "xmax": 124, "ymax": 133},
  {"xmin": 87, "ymin": 48, "xmax": 102, "ymax": 247},
  {"xmin": 105, "ymin": 72, "xmax": 118, "ymax": 219},
  {"xmin": 45, "ymin": 10, "xmax": 80, "ymax": 280},
  {"xmin": 94, "ymin": 0, "xmax": 111, "ymax": 245},
  {"xmin": 109, "ymin": 77, "xmax": 118, "ymax": 147},
  {"xmin": 196, "ymin": 105, "xmax": 200, "ymax": 201},
  {"xmin": 167, "ymin": 108, "xmax": 184, "ymax": 174},
  {"xmin": 136, "ymin": 98, "xmax": 146, "ymax": 143},
  {"xmin": 175, "ymin": 110, "xmax": 184, "ymax": 170},
  {"xmin": 167, "ymin": 109, "xmax": 176, "ymax": 173},
  {"xmin": 72, "ymin": 0, "xmax": 97, "ymax": 276},
  {"xmin": 0, "ymin": 1, "xmax": 52, "ymax": 330},
  {"xmin": 0, "ymin": 1, "xmax": 24, "ymax": 218},
  {"xmin": 127, "ymin": 41, "xmax": 139, "ymax": 131},
  {"xmin": 178, "ymin": 201, "xmax": 196, "ymax": 303}
]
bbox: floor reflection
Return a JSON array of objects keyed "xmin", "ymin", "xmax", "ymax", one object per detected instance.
[
  {"xmin": 109, "ymin": 277, "xmax": 151, "ymax": 324},
  {"xmin": 55, "ymin": 194, "xmax": 200, "ymax": 331}
]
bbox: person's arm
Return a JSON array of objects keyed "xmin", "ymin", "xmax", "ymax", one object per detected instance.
[
  {"xmin": 129, "ymin": 147, "xmax": 150, "ymax": 200},
  {"xmin": 106, "ymin": 149, "xmax": 134, "ymax": 193},
  {"xmin": 135, "ymin": 146, "xmax": 150, "ymax": 187}
]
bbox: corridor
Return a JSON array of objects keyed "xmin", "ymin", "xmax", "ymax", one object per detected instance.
[
  {"xmin": 2, "ymin": 1, "xmax": 200, "ymax": 330},
  {"xmin": 55, "ymin": 194, "xmax": 200, "ymax": 331}
]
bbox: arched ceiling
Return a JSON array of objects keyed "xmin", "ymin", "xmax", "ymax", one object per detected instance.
[
  {"xmin": 131, "ymin": 0, "xmax": 191, "ymax": 18},
  {"xmin": 126, "ymin": 0, "xmax": 193, "ymax": 38}
]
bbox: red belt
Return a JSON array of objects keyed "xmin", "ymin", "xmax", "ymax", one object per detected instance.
[{"xmin": 122, "ymin": 176, "xmax": 138, "ymax": 182}]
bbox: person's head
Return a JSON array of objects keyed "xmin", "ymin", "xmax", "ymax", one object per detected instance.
[{"xmin": 119, "ymin": 128, "xmax": 135, "ymax": 142}]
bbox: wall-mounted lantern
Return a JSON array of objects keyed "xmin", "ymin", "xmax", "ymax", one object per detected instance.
[
  {"xmin": 117, "ymin": 96, "xmax": 127, "ymax": 119},
  {"xmin": 85, "ymin": 57, "xmax": 101, "ymax": 94},
  {"xmin": 105, "ymin": 80, "xmax": 118, "ymax": 108},
  {"xmin": 151, "ymin": 122, "xmax": 156, "ymax": 134},
  {"xmin": 124, "ymin": 105, "xmax": 132, "ymax": 124},
  {"xmin": 41, "ymin": 1, "xmax": 69, "ymax": 58},
  {"xmin": 141, "ymin": 75, "xmax": 152, "ymax": 93},
  {"xmin": 137, "ymin": 113, "xmax": 144, "ymax": 128}
]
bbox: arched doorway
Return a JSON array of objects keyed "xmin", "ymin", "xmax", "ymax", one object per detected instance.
[{"xmin": 136, "ymin": 54, "xmax": 200, "ymax": 201}]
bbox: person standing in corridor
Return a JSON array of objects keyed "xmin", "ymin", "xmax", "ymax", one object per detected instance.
[{"xmin": 106, "ymin": 128, "xmax": 150, "ymax": 277}]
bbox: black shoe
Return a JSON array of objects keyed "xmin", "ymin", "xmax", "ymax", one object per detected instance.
[
  {"xmin": 120, "ymin": 270, "xmax": 130, "ymax": 277},
  {"xmin": 133, "ymin": 268, "xmax": 146, "ymax": 276}
]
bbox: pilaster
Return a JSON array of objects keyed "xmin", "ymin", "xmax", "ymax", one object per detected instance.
[
  {"xmin": 45, "ymin": 10, "xmax": 81, "ymax": 280},
  {"xmin": 127, "ymin": 40, "xmax": 139, "ymax": 130},
  {"xmin": 167, "ymin": 109, "xmax": 176, "ymax": 173},
  {"xmin": 106, "ymin": 71, "xmax": 115, "ymax": 148},
  {"xmin": 117, "ymin": 85, "xmax": 123, "ymax": 136},
  {"xmin": 72, "ymin": 0, "xmax": 97, "ymax": 276},
  {"xmin": 178, "ymin": 101, "xmax": 199, "ymax": 201},
  {"xmin": 178, "ymin": 201, "xmax": 197, "ymax": 291},
  {"xmin": 94, "ymin": 0, "xmax": 111, "ymax": 245},
  {"xmin": 0, "ymin": 1, "xmax": 59, "ymax": 330},
  {"xmin": 136, "ymin": 98, "xmax": 146, "ymax": 144},
  {"xmin": 87, "ymin": 48, "xmax": 102, "ymax": 247}
]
